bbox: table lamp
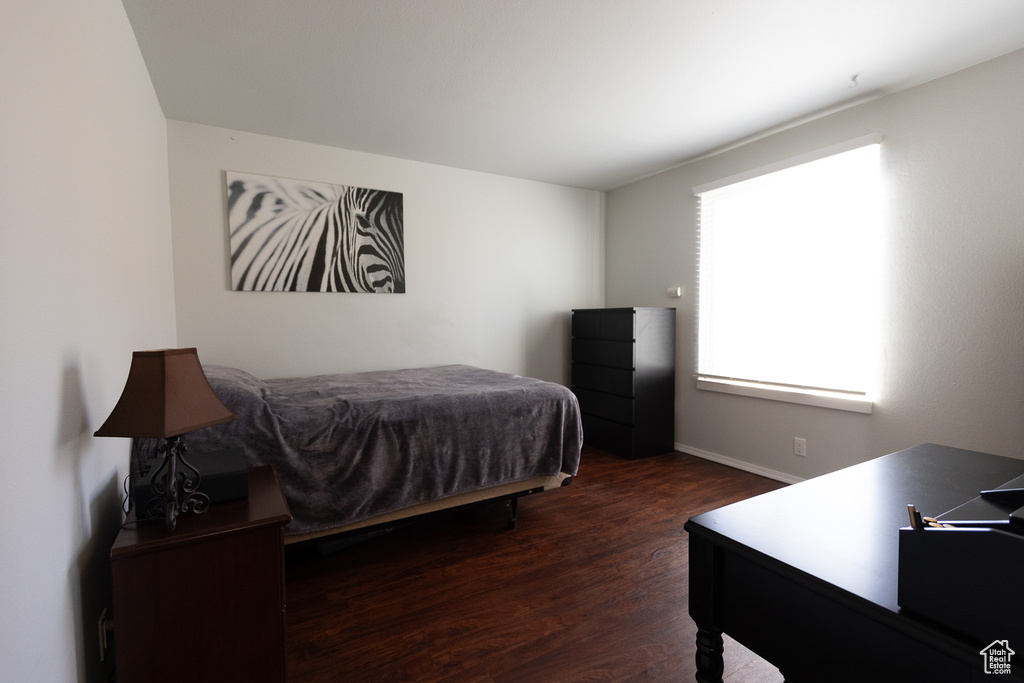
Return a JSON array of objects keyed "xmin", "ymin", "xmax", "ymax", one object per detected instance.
[{"xmin": 94, "ymin": 348, "xmax": 236, "ymax": 531}]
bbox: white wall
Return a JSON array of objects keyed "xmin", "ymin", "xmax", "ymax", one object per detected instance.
[
  {"xmin": 606, "ymin": 48, "xmax": 1024, "ymax": 479},
  {"xmin": 0, "ymin": 1, "xmax": 177, "ymax": 681},
  {"xmin": 167, "ymin": 122, "xmax": 604, "ymax": 384}
]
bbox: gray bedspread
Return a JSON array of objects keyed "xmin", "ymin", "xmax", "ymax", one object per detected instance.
[{"xmin": 133, "ymin": 364, "xmax": 582, "ymax": 537}]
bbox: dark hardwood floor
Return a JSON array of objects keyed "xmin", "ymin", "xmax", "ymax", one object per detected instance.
[{"xmin": 285, "ymin": 446, "xmax": 788, "ymax": 682}]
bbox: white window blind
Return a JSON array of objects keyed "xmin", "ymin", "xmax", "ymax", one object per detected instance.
[{"xmin": 694, "ymin": 136, "xmax": 882, "ymax": 408}]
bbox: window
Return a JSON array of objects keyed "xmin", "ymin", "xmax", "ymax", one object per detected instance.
[{"xmin": 693, "ymin": 135, "xmax": 882, "ymax": 413}]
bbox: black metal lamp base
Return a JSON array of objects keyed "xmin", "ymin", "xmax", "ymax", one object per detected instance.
[{"xmin": 146, "ymin": 435, "xmax": 210, "ymax": 531}]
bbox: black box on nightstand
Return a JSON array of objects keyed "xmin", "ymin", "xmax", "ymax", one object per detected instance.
[{"xmin": 134, "ymin": 447, "xmax": 249, "ymax": 519}]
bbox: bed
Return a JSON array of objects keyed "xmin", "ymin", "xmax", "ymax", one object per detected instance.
[{"xmin": 131, "ymin": 364, "xmax": 583, "ymax": 543}]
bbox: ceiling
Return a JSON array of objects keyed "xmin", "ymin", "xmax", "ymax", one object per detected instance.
[{"xmin": 122, "ymin": 0, "xmax": 1024, "ymax": 190}]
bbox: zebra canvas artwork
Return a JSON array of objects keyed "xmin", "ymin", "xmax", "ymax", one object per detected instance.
[{"xmin": 225, "ymin": 171, "xmax": 405, "ymax": 293}]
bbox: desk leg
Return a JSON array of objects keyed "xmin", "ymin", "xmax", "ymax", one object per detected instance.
[
  {"xmin": 695, "ymin": 624, "xmax": 724, "ymax": 683},
  {"xmin": 689, "ymin": 533, "xmax": 724, "ymax": 683}
]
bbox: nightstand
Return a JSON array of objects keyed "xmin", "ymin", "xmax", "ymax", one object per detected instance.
[{"xmin": 110, "ymin": 465, "xmax": 292, "ymax": 682}]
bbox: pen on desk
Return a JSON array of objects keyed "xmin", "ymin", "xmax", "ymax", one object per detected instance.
[
  {"xmin": 907, "ymin": 504, "xmax": 923, "ymax": 530},
  {"xmin": 907, "ymin": 505, "xmax": 959, "ymax": 529},
  {"xmin": 907, "ymin": 508, "xmax": 960, "ymax": 529},
  {"xmin": 923, "ymin": 517, "xmax": 957, "ymax": 528}
]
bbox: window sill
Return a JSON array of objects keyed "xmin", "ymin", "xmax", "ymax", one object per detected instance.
[{"xmin": 697, "ymin": 377, "xmax": 873, "ymax": 414}]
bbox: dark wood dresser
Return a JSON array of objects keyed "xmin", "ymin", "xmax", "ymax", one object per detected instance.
[
  {"xmin": 110, "ymin": 465, "xmax": 292, "ymax": 682},
  {"xmin": 571, "ymin": 307, "xmax": 675, "ymax": 459}
]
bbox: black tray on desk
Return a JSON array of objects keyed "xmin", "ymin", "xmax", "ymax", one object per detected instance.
[{"xmin": 898, "ymin": 473, "xmax": 1024, "ymax": 647}]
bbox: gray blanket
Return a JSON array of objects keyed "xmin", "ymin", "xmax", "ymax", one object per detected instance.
[{"xmin": 134, "ymin": 364, "xmax": 582, "ymax": 537}]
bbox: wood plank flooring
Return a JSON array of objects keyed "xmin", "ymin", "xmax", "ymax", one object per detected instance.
[{"xmin": 285, "ymin": 446, "xmax": 788, "ymax": 682}]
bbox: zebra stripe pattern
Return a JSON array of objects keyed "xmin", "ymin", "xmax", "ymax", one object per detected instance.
[{"xmin": 226, "ymin": 171, "xmax": 405, "ymax": 293}]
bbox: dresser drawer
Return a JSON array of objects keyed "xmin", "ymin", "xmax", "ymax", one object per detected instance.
[
  {"xmin": 571, "ymin": 339, "xmax": 635, "ymax": 369},
  {"xmin": 574, "ymin": 387, "xmax": 634, "ymax": 425},
  {"xmin": 572, "ymin": 363, "xmax": 635, "ymax": 397},
  {"xmin": 581, "ymin": 414, "xmax": 635, "ymax": 456},
  {"xmin": 572, "ymin": 309, "xmax": 635, "ymax": 341}
]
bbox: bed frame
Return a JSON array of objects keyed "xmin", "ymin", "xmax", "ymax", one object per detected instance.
[{"xmin": 285, "ymin": 472, "xmax": 573, "ymax": 546}]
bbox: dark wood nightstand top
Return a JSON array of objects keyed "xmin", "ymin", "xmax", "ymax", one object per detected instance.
[{"xmin": 112, "ymin": 464, "xmax": 291, "ymax": 558}]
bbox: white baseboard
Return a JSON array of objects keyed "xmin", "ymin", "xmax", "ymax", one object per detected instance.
[{"xmin": 676, "ymin": 443, "xmax": 805, "ymax": 485}]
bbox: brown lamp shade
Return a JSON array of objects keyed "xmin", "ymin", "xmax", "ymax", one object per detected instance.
[{"xmin": 94, "ymin": 348, "xmax": 236, "ymax": 439}]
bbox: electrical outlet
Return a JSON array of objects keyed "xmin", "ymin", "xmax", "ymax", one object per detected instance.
[
  {"xmin": 98, "ymin": 608, "xmax": 113, "ymax": 662},
  {"xmin": 794, "ymin": 437, "xmax": 807, "ymax": 457}
]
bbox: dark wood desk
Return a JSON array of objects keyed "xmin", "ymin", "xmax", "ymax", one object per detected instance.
[{"xmin": 685, "ymin": 443, "xmax": 1024, "ymax": 683}]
